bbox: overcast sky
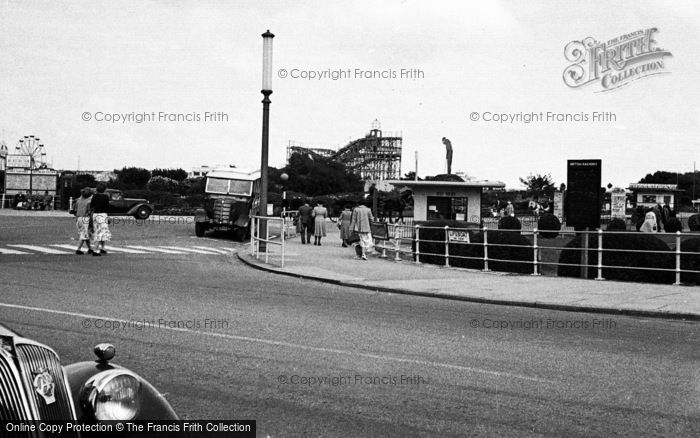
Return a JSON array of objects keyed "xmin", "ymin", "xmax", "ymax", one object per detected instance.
[{"xmin": 1, "ymin": 0, "xmax": 698, "ymax": 189}]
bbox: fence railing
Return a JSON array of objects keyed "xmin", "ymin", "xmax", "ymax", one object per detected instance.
[
  {"xmin": 373, "ymin": 223, "xmax": 700, "ymax": 286},
  {"xmin": 250, "ymin": 215, "xmax": 286, "ymax": 267}
]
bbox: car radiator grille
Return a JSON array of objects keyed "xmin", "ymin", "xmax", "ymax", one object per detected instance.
[
  {"xmin": 0, "ymin": 350, "xmax": 32, "ymax": 423},
  {"xmin": 14, "ymin": 343, "xmax": 75, "ymax": 422}
]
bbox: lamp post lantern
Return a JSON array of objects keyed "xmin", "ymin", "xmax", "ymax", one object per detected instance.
[{"xmin": 259, "ymin": 30, "xmax": 274, "ymax": 249}]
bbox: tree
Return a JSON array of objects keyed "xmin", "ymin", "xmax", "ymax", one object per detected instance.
[
  {"xmin": 519, "ymin": 173, "xmax": 555, "ymax": 199},
  {"xmin": 281, "ymin": 152, "xmax": 362, "ymax": 196},
  {"xmin": 114, "ymin": 167, "xmax": 151, "ymax": 189},
  {"xmin": 401, "ymin": 171, "xmax": 420, "ymax": 180},
  {"xmin": 152, "ymin": 168, "xmax": 188, "ymax": 181}
]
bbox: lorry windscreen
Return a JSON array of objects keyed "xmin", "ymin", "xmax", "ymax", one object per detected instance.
[{"xmin": 206, "ymin": 178, "xmax": 253, "ymax": 196}]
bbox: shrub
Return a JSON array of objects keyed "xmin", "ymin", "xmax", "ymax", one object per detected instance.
[
  {"xmin": 147, "ymin": 176, "xmax": 178, "ymax": 192},
  {"xmin": 413, "ymin": 222, "xmax": 534, "ymax": 274},
  {"xmin": 537, "ymin": 214, "xmax": 561, "ymax": 238},
  {"xmin": 412, "ymin": 221, "xmax": 481, "ymax": 266},
  {"xmin": 688, "ymin": 214, "xmax": 700, "ymax": 232},
  {"xmin": 664, "ymin": 217, "xmax": 683, "ymax": 233},
  {"xmin": 681, "ymin": 238, "xmax": 700, "ymax": 285},
  {"xmin": 606, "ymin": 218, "xmax": 628, "ymax": 231},
  {"xmin": 498, "ymin": 216, "xmax": 522, "ymax": 230},
  {"xmin": 557, "ymin": 233, "xmax": 674, "ymax": 284}
]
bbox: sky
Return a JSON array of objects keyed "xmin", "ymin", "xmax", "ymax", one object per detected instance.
[{"xmin": 1, "ymin": 0, "xmax": 698, "ymax": 189}]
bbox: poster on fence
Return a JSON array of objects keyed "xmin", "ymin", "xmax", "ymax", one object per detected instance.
[
  {"xmin": 447, "ymin": 230, "xmax": 470, "ymax": 243},
  {"xmin": 611, "ymin": 188, "xmax": 626, "ymax": 219}
]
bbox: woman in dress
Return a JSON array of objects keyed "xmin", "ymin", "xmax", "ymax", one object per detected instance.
[
  {"xmin": 311, "ymin": 201, "xmax": 328, "ymax": 246},
  {"xmin": 337, "ymin": 205, "xmax": 353, "ymax": 247},
  {"xmin": 90, "ymin": 184, "xmax": 112, "ymax": 256},
  {"xmin": 74, "ymin": 188, "xmax": 94, "ymax": 255}
]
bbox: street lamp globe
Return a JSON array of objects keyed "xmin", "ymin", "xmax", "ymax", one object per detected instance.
[{"xmin": 261, "ymin": 30, "xmax": 275, "ymax": 92}]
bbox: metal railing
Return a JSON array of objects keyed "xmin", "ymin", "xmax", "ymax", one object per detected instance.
[
  {"xmin": 374, "ymin": 223, "xmax": 700, "ymax": 286},
  {"xmin": 250, "ymin": 215, "xmax": 286, "ymax": 267}
]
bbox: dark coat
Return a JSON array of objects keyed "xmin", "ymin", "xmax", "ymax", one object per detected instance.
[{"xmin": 298, "ymin": 204, "xmax": 313, "ymax": 224}]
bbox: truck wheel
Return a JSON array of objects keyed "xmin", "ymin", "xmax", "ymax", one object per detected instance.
[
  {"xmin": 135, "ymin": 206, "xmax": 151, "ymax": 220},
  {"xmin": 232, "ymin": 227, "xmax": 249, "ymax": 242},
  {"xmin": 195, "ymin": 222, "xmax": 206, "ymax": 237}
]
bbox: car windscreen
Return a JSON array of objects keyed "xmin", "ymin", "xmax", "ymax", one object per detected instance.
[{"xmin": 205, "ymin": 178, "xmax": 253, "ymax": 196}]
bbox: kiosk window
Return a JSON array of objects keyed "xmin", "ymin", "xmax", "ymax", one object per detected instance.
[{"xmin": 426, "ymin": 196, "xmax": 468, "ymax": 221}]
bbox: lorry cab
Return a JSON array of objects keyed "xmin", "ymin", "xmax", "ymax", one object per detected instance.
[{"xmin": 194, "ymin": 168, "xmax": 261, "ymax": 240}]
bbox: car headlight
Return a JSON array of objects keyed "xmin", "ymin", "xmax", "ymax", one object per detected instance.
[{"xmin": 80, "ymin": 369, "xmax": 142, "ymax": 421}]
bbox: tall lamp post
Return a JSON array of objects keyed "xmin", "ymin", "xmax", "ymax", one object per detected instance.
[{"xmin": 259, "ymin": 30, "xmax": 274, "ymax": 250}]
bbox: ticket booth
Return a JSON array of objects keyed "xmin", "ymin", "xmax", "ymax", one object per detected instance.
[{"xmin": 386, "ymin": 180, "xmax": 505, "ymax": 223}]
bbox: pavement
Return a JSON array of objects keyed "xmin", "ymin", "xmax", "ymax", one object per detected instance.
[{"xmin": 239, "ymin": 226, "xmax": 700, "ymax": 321}]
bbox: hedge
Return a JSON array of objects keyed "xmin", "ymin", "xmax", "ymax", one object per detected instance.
[
  {"xmin": 664, "ymin": 217, "xmax": 683, "ymax": 233},
  {"xmin": 557, "ymin": 233, "xmax": 674, "ymax": 284},
  {"xmin": 498, "ymin": 216, "xmax": 522, "ymax": 230},
  {"xmin": 606, "ymin": 218, "xmax": 628, "ymax": 231},
  {"xmin": 537, "ymin": 214, "xmax": 561, "ymax": 238},
  {"xmin": 412, "ymin": 221, "xmax": 533, "ymax": 274},
  {"xmin": 680, "ymin": 238, "xmax": 700, "ymax": 285},
  {"xmin": 688, "ymin": 214, "xmax": 700, "ymax": 232}
]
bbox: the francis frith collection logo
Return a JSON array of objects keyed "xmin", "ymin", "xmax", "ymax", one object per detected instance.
[{"xmin": 563, "ymin": 28, "xmax": 672, "ymax": 92}]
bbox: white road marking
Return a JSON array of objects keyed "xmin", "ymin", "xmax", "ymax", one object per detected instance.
[
  {"xmin": 50, "ymin": 244, "xmax": 151, "ymax": 254},
  {"xmin": 0, "ymin": 247, "xmax": 30, "ymax": 255},
  {"xmin": 0, "ymin": 302, "xmax": 552, "ymax": 384},
  {"xmin": 159, "ymin": 246, "xmax": 220, "ymax": 255},
  {"xmin": 7, "ymin": 245, "xmax": 70, "ymax": 254},
  {"xmin": 125, "ymin": 245, "xmax": 186, "ymax": 254},
  {"xmin": 192, "ymin": 246, "xmax": 230, "ymax": 254},
  {"xmin": 94, "ymin": 246, "xmax": 150, "ymax": 254}
]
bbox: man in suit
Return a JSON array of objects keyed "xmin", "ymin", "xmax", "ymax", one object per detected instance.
[{"xmin": 297, "ymin": 200, "xmax": 314, "ymax": 244}]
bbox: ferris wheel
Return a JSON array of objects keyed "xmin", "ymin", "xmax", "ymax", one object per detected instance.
[{"xmin": 15, "ymin": 135, "xmax": 46, "ymax": 168}]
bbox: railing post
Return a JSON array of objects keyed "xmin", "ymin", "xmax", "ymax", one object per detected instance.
[
  {"xmin": 251, "ymin": 216, "xmax": 256, "ymax": 257},
  {"xmin": 531, "ymin": 228, "xmax": 540, "ymax": 276},
  {"xmin": 414, "ymin": 225, "xmax": 421, "ymax": 264},
  {"xmin": 483, "ymin": 226, "xmax": 490, "ymax": 272},
  {"xmin": 595, "ymin": 229, "xmax": 605, "ymax": 280},
  {"xmin": 674, "ymin": 231, "xmax": 682, "ymax": 285},
  {"xmin": 394, "ymin": 224, "xmax": 402, "ymax": 261},
  {"xmin": 256, "ymin": 217, "xmax": 261, "ymax": 260},
  {"xmin": 264, "ymin": 218, "xmax": 270, "ymax": 264},
  {"xmin": 444, "ymin": 225, "xmax": 450, "ymax": 267},
  {"xmin": 281, "ymin": 217, "xmax": 285, "ymax": 268}
]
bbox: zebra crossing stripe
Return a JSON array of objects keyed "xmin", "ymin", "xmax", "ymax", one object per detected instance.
[
  {"xmin": 49, "ymin": 244, "xmax": 150, "ymax": 254},
  {"xmin": 0, "ymin": 247, "xmax": 30, "ymax": 255},
  {"xmin": 94, "ymin": 246, "xmax": 150, "ymax": 254},
  {"xmin": 159, "ymin": 246, "xmax": 220, "ymax": 255},
  {"xmin": 8, "ymin": 245, "xmax": 71, "ymax": 254},
  {"xmin": 125, "ymin": 245, "xmax": 186, "ymax": 254}
]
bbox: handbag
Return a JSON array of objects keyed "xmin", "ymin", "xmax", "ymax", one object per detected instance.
[{"xmin": 347, "ymin": 232, "xmax": 361, "ymax": 244}]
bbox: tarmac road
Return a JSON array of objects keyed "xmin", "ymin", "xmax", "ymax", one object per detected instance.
[{"xmin": 0, "ymin": 215, "xmax": 699, "ymax": 436}]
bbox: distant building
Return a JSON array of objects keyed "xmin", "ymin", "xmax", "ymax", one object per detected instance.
[
  {"xmin": 189, "ymin": 165, "xmax": 236, "ymax": 178},
  {"xmin": 628, "ymin": 183, "xmax": 682, "ymax": 209},
  {"xmin": 0, "ymin": 142, "xmax": 7, "ymax": 171},
  {"xmin": 74, "ymin": 170, "xmax": 116, "ymax": 182}
]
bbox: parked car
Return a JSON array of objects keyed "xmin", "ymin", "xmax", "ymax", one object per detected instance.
[
  {"xmin": 71, "ymin": 189, "xmax": 153, "ymax": 219},
  {"xmin": 0, "ymin": 322, "xmax": 180, "ymax": 427},
  {"xmin": 194, "ymin": 168, "xmax": 260, "ymax": 240}
]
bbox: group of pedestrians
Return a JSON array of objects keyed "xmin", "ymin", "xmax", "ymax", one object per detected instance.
[
  {"xmin": 296, "ymin": 200, "xmax": 328, "ymax": 245},
  {"xmin": 72, "ymin": 184, "xmax": 111, "ymax": 256},
  {"xmin": 637, "ymin": 203, "xmax": 674, "ymax": 233},
  {"xmin": 295, "ymin": 199, "xmax": 375, "ymax": 260}
]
